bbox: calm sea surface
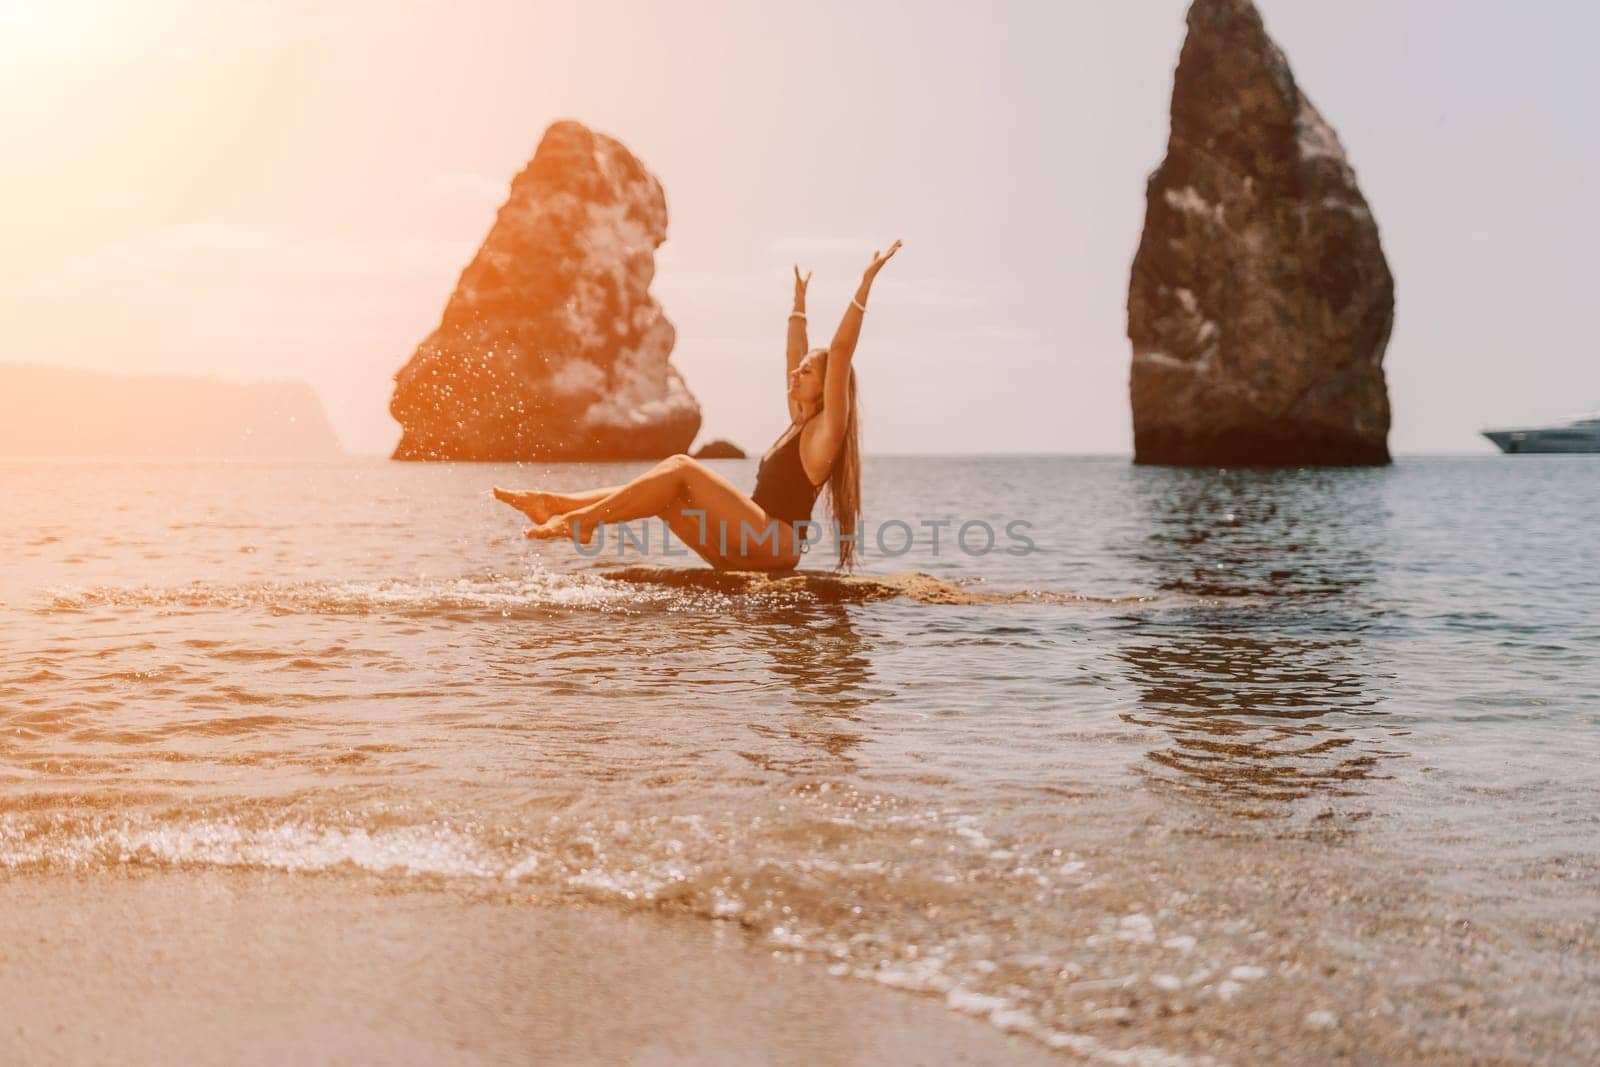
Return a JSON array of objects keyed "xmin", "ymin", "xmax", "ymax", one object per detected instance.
[{"xmin": 3, "ymin": 456, "xmax": 1597, "ymax": 1062}]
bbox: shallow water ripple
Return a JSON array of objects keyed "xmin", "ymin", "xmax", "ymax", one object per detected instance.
[{"xmin": 2, "ymin": 456, "xmax": 1598, "ymax": 1062}]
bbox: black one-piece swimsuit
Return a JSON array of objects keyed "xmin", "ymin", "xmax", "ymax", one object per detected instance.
[{"xmin": 750, "ymin": 426, "xmax": 822, "ymax": 525}]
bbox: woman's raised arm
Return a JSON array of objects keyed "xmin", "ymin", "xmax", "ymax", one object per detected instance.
[
  {"xmin": 787, "ymin": 265, "xmax": 811, "ymax": 376},
  {"xmin": 821, "ymin": 240, "xmax": 901, "ymax": 425}
]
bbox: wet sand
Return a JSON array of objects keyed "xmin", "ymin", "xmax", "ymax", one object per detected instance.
[{"xmin": 0, "ymin": 871, "xmax": 1059, "ymax": 1066}]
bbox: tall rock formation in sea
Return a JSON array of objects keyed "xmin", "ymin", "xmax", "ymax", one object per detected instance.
[
  {"xmin": 1128, "ymin": 0, "xmax": 1394, "ymax": 466},
  {"xmin": 390, "ymin": 121, "xmax": 701, "ymax": 461}
]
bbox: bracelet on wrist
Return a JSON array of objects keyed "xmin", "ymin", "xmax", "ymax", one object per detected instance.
[
  {"xmin": 789, "ymin": 311, "xmax": 807, "ymax": 320},
  {"xmin": 851, "ymin": 298, "xmax": 868, "ymax": 313}
]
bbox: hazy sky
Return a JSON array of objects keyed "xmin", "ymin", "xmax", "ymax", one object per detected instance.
[{"xmin": 3, "ymin": 0, "xmax": 1597, "ymax": 455}]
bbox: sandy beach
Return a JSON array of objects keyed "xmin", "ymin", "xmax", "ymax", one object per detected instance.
[{"xmin": 0, "ymin": 870, "xmax": 1060, "ymax": 1066}]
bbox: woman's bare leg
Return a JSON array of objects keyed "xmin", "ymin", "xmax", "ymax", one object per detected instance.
[
  {"xmin": 491, "ymin": 485, "xmax": 621, "ymax": 523},
  {"xmin": 524, "ymin": 454, "xmax": 801, "ymax": 570}
]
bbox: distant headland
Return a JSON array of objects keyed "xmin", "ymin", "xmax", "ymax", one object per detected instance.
[{"xmin": 0, "ymin": 363, "xmax": 342, "ymax": 460}]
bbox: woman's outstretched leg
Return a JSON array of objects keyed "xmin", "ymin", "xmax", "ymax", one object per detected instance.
[
  {"xmin": 524, "ymin": 455, "xmax": 695, "ymax": 542},
  {"xmin": 491, "ymin": 485, "xmax": 620, "ymax": 523},
  {"xmin": 523, "ymin": 454, "xmax": 801, "ymax": 571}
]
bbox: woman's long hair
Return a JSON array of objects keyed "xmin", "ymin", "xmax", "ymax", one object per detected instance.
[{"xmin": 824, "ymin": 367, "xmax": 861, "ymax": 570}]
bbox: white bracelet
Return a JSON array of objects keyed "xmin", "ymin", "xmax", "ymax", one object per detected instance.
[
  {"xmin": 851, "ymin": 299, "xmax": 868, "ymax": 313},
  {"xmin": 789, "ymin": 311, "xmax": 806, "ymax": 320}
]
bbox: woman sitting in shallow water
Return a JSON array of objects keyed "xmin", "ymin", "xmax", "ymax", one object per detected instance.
[{"xmin": 494, "ymin": 240, "xmax": 900, "ymax": 572}]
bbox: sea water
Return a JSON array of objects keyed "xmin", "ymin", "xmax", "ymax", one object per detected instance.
[{"xmin": 2, "ymin": 456, "xmax": 1597, "ymax": 1062}]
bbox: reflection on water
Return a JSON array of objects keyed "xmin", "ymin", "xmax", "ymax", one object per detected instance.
[
  {"xmin": 1122, "ymin": 466, "xmax": 1391, "ymax": 599},
  {"xmin": 737, "ymin": 602, "xmax": 878, "ymax": 771},
  {"xmin": 1120, "ymin": 622, "xmax": 1389, "ymax": 802},
  {"xmin": 1117, "ymin": 467, "xmax": 1397, "ymax": 805},
  {"xmin": 749, "ymin": 603, "xmax": 876, "ymax": 713}
]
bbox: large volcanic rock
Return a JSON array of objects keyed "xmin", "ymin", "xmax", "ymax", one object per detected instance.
[
  {"xmin": 1128, "ymin": 0, "xmax": 1394, "ymax": 466},
  {"xmin": 390, "ymin": 122, "xmax": 700, "ymax": 461}
]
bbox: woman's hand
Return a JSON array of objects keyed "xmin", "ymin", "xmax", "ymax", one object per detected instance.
[
  {"xmin": 864, "ymin": 240, "xmax": 902, "ymax": 280},
  {"xmin": 793, "ymin": 265, "xmax": 812, "ymax": 306}
]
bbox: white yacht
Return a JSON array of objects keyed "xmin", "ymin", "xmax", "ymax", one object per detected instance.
[{"xmin": 1482, "ymin": 412, "xmax": 1600, "ymax": 454}]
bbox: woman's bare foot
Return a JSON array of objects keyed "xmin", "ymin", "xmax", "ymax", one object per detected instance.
[
  {"xmin": 523, "ymin": 514, "xmax": 600, "ymax": 545},
  {"xmin": 523, "ymin": 515, "xmax": 567, "ymax": 541},
  {"xmin": 493, "ymin": 487, "xmax": 555, "ymax": 523}
]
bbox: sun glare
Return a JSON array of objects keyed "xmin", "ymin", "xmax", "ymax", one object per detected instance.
[
  {"xmin": 1, "ymin": 0, "xmax": 97, "ymax": 55},
  {"xmin": 0, "ymin": 0, "xmax": 186, "ymax": 63}
]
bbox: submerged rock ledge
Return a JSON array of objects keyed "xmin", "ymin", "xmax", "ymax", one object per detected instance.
[{"xmin": 600, "ymin": 566, "xmax": 1131, "ymax": 606}]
